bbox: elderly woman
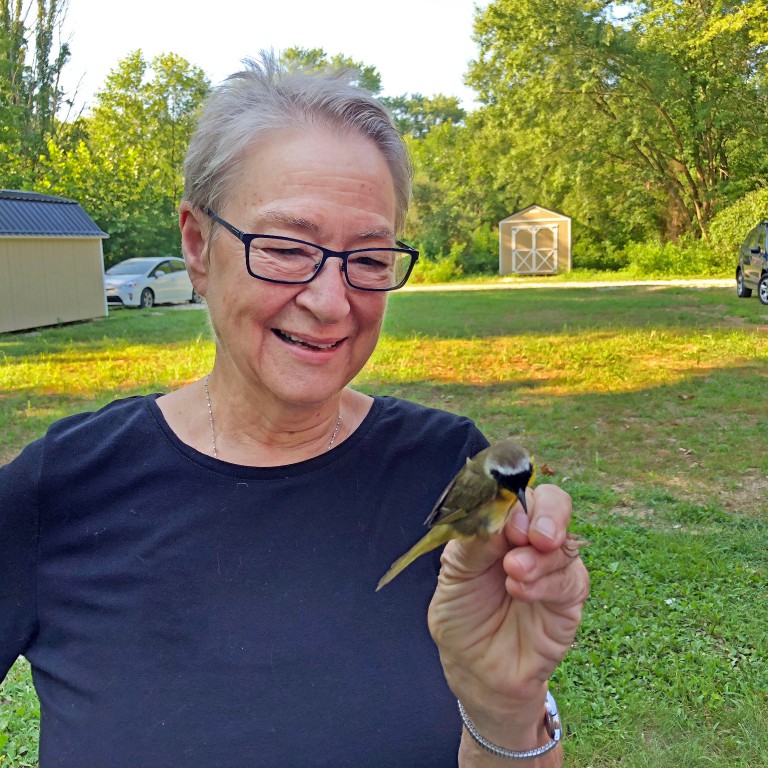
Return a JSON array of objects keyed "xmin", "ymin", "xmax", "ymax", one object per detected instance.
[{"xmin": 0, "ymin": 54, "xmax": 588, "ymax": 766}]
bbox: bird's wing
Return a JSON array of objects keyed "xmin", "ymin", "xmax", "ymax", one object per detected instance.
[{"xmin": 424, "ymin": 462, "xmax": 498, "ymax": 527}]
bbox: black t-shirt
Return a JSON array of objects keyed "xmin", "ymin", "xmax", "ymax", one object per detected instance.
[{"xmin": 1, "ymin": 394, "xmax": 488, "ymax": 767}]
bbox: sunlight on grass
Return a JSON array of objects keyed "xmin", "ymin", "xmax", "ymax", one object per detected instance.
[
  {"xmin": 2, "ymin": 328, "xmax": 761, "ymax": 400},
  {"xmin": 360, "ymin": 328, "xmax": 763, "ymax": 395},
  {"xmin": 0, "ymin": 340, "xmax": 215, "ymax": 395}
]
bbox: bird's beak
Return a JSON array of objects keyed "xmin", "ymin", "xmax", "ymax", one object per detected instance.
[{"xmin": 516, "ymin": 488, "xmax": 529, "ymax": 515}]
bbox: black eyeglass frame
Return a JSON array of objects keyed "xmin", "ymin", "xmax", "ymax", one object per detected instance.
[{"xmin": 202, "ymin": 207, "xmax": 419, "ymax": 292}]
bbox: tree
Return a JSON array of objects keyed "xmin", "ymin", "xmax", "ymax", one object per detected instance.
[
  {"xmin": 40, "ymin": 50, "xmax": 210, "ymax": 266},
  {"xmin": 467, "ymin": 0, "xmax": 768, "ymax": 242},
  {"xmin": 0, "ymin": 0, "xmax": 70, "ymax": 186},
  {"xmin": 381, "ymin": 93, "xmax": 466, "ymax": 139},
  {"xmin": 280, "ymin": 46, "xmax": 383, "ymax": 94}
]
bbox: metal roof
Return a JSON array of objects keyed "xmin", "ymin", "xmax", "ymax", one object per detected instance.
[{"xmin": 0, "ymin": 189, "xmax": 108, "ymax": 238}]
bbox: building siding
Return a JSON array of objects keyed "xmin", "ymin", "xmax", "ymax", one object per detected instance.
[{"xmin": 0, "ymin": 238, "xmax": 107, "ymax": 333}]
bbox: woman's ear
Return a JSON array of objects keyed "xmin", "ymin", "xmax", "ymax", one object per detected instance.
[{"xmin": 180, "ymin": 202, "xmax": 209, "ymax": 297}]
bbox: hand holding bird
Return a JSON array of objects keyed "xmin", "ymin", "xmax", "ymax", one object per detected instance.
[
  {"xmin": 377, "ymin": 439, "xmax": 589, "ymax": 759},
  {"xmin": 429, "ymin": 478, "xmax": 589, "ymax": 761},
  {"xmin": 377, "ymin": 439, "xmax": 536, "ymax": 590},
  {"xmin": 377, "ymin": 439, "xmax": 585, "ymax": 591}
]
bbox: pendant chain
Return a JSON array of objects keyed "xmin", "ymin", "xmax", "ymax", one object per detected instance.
[{"xmin": 204, "ymin": 375, "xmax": 342, "ymax": 459}]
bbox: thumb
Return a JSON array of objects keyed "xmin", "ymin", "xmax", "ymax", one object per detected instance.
[{"xmin": 438, "ymin": 530, "xmax": 510, "ymax": 583}]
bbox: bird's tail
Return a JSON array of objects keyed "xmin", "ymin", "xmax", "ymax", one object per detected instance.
[{"xmin": 376, "ymin": 524, "xmax": 454, "ymax": 591}]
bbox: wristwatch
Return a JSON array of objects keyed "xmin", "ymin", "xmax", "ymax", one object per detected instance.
[{"xmin": 458, "ymin": 690, "xmax": 563, "ymax": 760}]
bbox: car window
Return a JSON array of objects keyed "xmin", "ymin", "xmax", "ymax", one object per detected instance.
[
  {"xmin": 745, "ymin": 228, "xmax": 762, "ymax": 251},
  {"xmin": 168, "ymin": 260, "xmax": 187, "ymax": 273},
  {"xmin": 153, "ymin": 261, "xmax": 170, "ymax": 275},
  {"xmin": 106, "ymin": 259, "xmax": 158, "ymax": 275}
]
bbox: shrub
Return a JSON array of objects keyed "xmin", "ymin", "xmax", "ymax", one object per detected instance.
[
  {"xmin": 572, "ymin": 237, "xmax": 628, "ymax": 271},
  {"xmin": 622, "ymin": 236, "xmax": 727, "ymax": 277},
  {"xmin": 409, "ymin": 242, "xmax": 464, "ymax": 283},
  {"xmin": 709, "ymin": 188, "xmax": 768, "ymax": 264},
  {"xmin": 459, "ymin": 223, "xmax": 498, "ymax": 275}
]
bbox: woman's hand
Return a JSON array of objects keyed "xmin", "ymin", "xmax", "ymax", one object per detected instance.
[{"xmin": 428, "ymin": 484, "xmax": 589, "ymax": 758}]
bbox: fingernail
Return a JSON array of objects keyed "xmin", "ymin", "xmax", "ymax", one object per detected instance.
[{"xmin": 533, "ymin": 516, "xmax": 556, "ymax": 540}]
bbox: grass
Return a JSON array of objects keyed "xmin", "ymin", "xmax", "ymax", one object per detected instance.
[{"xmin": 1, "ymin": 284, "xmax": 767, "ymax": 766}]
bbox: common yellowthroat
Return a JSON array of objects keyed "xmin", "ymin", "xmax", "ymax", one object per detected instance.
[{"xmin": 376, "ymin": 440, "xmax": 536, "ymax": 591}]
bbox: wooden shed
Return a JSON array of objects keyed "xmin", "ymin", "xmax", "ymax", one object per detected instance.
[
  {"xmin": 0, "ymin": 190, "xmax": 108, "ymax": 333},
  {"xmin": 499, "ymin": 204, "xmax": 571, "ymax": 276}
]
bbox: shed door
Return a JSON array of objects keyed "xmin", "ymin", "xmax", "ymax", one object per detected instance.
[{"xmin": 511, "ymin": 225, "xmax": 558, "ymax": 274}]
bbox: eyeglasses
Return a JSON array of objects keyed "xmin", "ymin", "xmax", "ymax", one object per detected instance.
[{"xmin": 203, "ymin": 207, "xmax": 419, "ymax": 292}]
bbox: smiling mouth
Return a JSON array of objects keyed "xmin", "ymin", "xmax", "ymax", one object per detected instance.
[{"xmin": 273, "ymin": 329, "xmax": 344, "ymax": 351}]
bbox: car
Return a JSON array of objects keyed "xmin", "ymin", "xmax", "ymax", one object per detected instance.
[
  {"xmin": 104, "ymin": 257, "xmax": 202, "ymax": 309},
  {"xmin": 736, "ymin": 221, "xmax": 768, "ymax": 305}
]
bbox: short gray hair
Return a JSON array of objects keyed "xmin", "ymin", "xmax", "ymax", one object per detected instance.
[{"xmin": 183, "ymin": 51, "xmax": 412, "ymax": 233}]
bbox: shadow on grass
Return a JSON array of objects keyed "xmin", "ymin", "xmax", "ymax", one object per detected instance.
[
  {"xmin": 0, "ymin": 309, "xmax": 213, "ymax": 358},
  {"xmin": 356, "ymin": 363, "xmax": 767, "ymax": 519}
]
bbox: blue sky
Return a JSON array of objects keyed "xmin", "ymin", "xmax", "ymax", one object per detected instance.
[{"xmin": 59, "ymin": 0, "xmax": 488, "ymax": 116}]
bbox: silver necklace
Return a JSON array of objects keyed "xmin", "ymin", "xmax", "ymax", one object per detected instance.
[{"xmin": 204, "ymin": 375, "xmax": 342, "ymax": 459}]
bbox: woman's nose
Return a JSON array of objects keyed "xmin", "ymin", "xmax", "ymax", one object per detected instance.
[{"xmin": 294, "ymin": 256, "xmax": 351, "ymax": 322}]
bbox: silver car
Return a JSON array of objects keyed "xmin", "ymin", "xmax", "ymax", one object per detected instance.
[{"xmin": 104, "ymin": 257, "xmax": 201, "ymax": 309}]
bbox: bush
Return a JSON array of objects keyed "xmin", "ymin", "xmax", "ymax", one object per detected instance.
[
  {"xmin": 459, "ymin": 223, "xmax": 498, "ymax": 275},
  {"xmin": 621, "ymin": 236, "xmax": 728, "ymax": 277},
  {"xmin": 572, "ymin": 237, "xmax": 628, "ymax": 271},
  {"xmin": 409, "ymin": 242, "xmax": 464, "ymax": 283},
  {"xmin": 709, "ymin": 188, "xmax": 768, "ymax": 264}
]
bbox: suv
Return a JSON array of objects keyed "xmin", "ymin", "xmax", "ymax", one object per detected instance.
[{"xmin": 736, "ymin": 221, "xmax": 768, "ymax": 304}]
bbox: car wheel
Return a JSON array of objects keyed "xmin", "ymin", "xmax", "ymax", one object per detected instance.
[
  {"xmin": 190, "ymin": 288, "xmax": 203, "ymax": 304},
  {"xmin": 759, "ymin": 274, "xmax": 768, "ymax": 305},
  {"xmin": 736, "ymin": 270, "xmax": 752, "ymax": 298},
  {"xmin": 139, "ymin": 288, "xmax": 155, "ymax": 309}
]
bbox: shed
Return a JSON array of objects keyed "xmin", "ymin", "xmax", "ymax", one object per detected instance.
[
  {"xmin": 499, "ymin": 204, "xmax": 571, "ymax": 276},
  {"xmin": 0, "ymin": 190, "xmax": 108, "ymax": 333}
]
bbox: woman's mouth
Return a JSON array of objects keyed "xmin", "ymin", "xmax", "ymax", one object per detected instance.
[{"xmin": 273, "ymin": 329, "xmax": 344, "ymax": 351}]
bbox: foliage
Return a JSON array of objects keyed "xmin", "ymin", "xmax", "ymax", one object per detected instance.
[
  {"xmin": 0, "ymin": 0, "xmax": 70, "ymax": 187},
  {"xmin": 621, "ymin": 236, "xmax": 730, "ymax": 277},
  {"xmin": 35, "ymin": 51, "xmax": 210, "ymax": 267},
  {"xmin": 409, "ymin": 242, "xmax": 464, "ymax": 283},
  {"xmin": 280, "ymin": 47, "xmax": 383, "ymax": 94},
  {"xmin": 572, "ymin": 234, "xmax": 629, "ymax": 272},
  {"xmin": 381, "ymin": 93, "xmax": 466, "ymax": 139},
  {"xmin": 709, "ymin": 187, "xmax": 768, "ymax": 264},
  {"xmin": 0, "ymin": 658, "xmax": 38, "ymax": 766},
  {"xmin": 3, "ymin": 13, "xmax": 768, "ymax": 281},
  {"xmin": 460, "ymin": 0, "xmax": 768, "ymax": 252}
]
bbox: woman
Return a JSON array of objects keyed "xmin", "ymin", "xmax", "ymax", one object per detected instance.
[{"xmin": 0, "ymin": 54, "xmax": 588, "ymax": 766}]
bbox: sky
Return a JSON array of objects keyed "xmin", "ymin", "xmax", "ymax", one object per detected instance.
[{"xmin": 58, "ymin": 0, "xmax": 488, "ymax": 118}]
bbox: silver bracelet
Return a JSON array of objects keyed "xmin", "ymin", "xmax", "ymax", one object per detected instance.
[{"xmin": 457, "ymin": 691, "xmax": 562, "ymax": 760}]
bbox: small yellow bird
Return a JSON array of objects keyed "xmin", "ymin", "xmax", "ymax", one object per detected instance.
[{"xmin": 376, "ymin": 439, "xmax": 535, "ymax": 591}]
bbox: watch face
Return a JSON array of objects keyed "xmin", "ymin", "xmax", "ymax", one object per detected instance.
[{"xmin": 544, "ymin": 691, "xmax": 563, "ymax": 741}]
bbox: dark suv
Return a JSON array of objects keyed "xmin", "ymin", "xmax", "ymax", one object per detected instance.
[{"xmin": 736, "ymin": 221, "xmax": 768, "ymax": 304}]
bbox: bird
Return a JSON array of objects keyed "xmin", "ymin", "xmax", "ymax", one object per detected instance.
[{"xmin": 376, "ymin": 439, "xmax": 536, "ymax": 591}]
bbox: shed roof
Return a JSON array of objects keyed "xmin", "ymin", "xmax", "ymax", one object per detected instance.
[
  {"xmin": 500, "ymin": 204, "xmax": 571, "ymax": 223},
  {"xmin": 0, "ymin": 189, "xmax": 108, "ymax": 238}
]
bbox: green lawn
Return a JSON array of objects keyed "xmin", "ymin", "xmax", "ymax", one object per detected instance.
[{"xmin": 1, "ymin": 284, "xmax": 767, "ymax": 767}]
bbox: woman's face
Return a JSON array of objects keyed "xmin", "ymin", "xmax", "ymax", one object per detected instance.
[{"xmin": 189, "ymin": 128, "xmax": 396, "ymax": 409}]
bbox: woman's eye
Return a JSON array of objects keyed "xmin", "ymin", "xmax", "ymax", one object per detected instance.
[
  {"xmin": 350, "ymin": 254, "xmax": 391, "ymax": 269},
  {"xmin": 264, "ymin": 246, "xmax": 314, "ymax": 259}
]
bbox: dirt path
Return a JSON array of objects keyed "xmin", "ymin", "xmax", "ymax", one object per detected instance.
[
  {"xmin": 169, "ymin": 278, "xmax": 733, "ymax": 308},
  {"xmin": 400, "ymin": 278, "xmax": 732, "ymax": 292}
]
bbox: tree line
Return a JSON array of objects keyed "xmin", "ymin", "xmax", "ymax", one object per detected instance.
[{"xmin": 2, "ymin": 0, "xmax": 767, "ymax": 274}]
